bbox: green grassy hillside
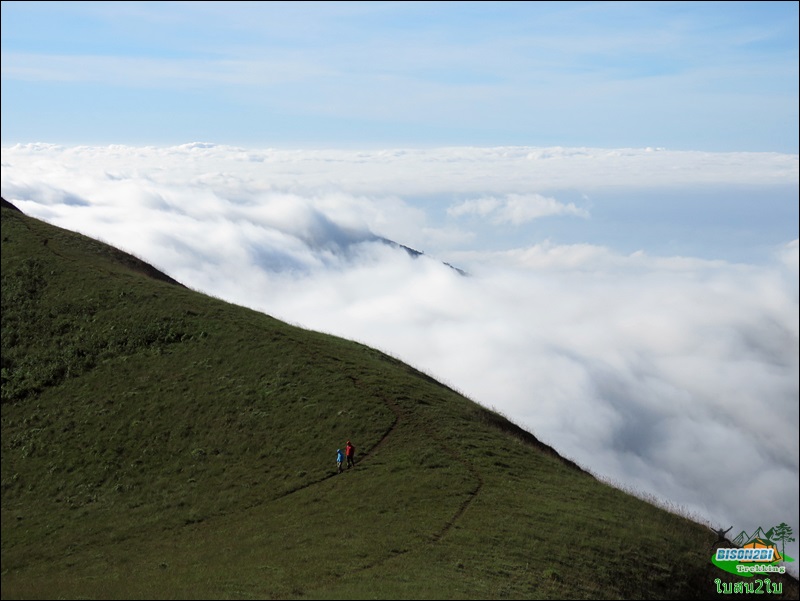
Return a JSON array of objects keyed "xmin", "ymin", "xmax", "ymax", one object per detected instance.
[{"xmin": 1, "ymin": 199, "xmax": 796, "ymax": 599}]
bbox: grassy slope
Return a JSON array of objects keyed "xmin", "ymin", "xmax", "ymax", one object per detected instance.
[{"xmin": 1, "ymin": 202, "xmax": 796, "ymax": 600}]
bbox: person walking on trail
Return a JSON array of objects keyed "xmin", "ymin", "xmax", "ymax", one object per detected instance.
[
  {"xmin": 336, "ymin": 448, "xmax": 344, "ymax": 473},
  {"xmin": 345, "ymin": 440, "xmax": 355, "ymax": 469}
]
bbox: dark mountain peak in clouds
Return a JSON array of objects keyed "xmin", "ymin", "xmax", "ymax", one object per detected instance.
[
  {"xmin": 378, "ymin": 236, "xmax": 468, "ymax": 276},
  {"xmin": 233, "ymin": 199, "xmax": 466, "ymax": 274}
]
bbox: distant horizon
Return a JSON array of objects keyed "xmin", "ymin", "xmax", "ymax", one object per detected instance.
[
  {"xmin": 3, "ymin": 137, "xmax": 798, "ymax": 155},
  {"xmin": 5, "ymin": 138, "xmax": 800, "ymax": 152}
]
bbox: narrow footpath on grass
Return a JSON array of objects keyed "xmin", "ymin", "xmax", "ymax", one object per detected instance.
[
  {"xmin": 296, "ymin": 371, "xmax": 486, "ymax": 591},
  {"xmin": 345, "ymin": 373, "xmax": 485, "ymax": 547},
  {"xmin": 264, "ymin": 372, "xmax": 403, "ymax": 502},
  {"xmin": 258, "ymin": 363, "xmax": 486, "ymax": 595}
]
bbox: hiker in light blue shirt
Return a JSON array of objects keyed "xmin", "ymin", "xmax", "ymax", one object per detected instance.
[{"xmin": 336, "ymin": 448, "xmax": 345, "ymax": 473}]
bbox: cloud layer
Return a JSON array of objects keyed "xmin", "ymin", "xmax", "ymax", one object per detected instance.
[{"xmin": 2, "ymin": 143, "xmax": 798, "ymax": 565}]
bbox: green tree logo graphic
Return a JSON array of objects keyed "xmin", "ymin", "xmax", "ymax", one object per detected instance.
[{"xmin": 771, "ymin": 523, "xmax": 795, "ymax": 558}]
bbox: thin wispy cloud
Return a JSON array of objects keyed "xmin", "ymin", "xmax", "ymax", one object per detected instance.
[
  {"xmin": 448, "ymin": 193, "xmax": 590, "ymax": 224},
  {"xmin": 1, "ymin": 52, "xmax": 327, "ymax": 88}
]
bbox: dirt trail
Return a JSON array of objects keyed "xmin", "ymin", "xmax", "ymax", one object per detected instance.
[{"xmin": 322, "ymin": 373, "xmax": 485, "ymax": 580}]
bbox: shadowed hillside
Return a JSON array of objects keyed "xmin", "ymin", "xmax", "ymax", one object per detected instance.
[{"xmin": 2, "ymin": 198, "xmax": 797, "ymax": 599}]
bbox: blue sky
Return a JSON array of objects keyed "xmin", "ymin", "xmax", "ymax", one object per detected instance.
[{"xmin": 2, "ymin": 1, "xmax": 798, "ymax": 150}]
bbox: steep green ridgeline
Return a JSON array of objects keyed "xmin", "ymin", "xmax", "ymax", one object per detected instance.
[{"xmin": 2, "ymin": 202, "xmax": 796, "ymax": 599}]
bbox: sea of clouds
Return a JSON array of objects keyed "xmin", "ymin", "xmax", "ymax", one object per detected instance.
[{"xmin": 2, "ymin": 142, "xmax": 798, "ymax": 565}]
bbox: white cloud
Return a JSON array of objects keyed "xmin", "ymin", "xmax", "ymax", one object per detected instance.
[
  {"xmin": 450, "ymin": 243, "xmax": 741, "ymax": 273},
  {"xmin": 779, "ymin": 239, "xmax": 800, "ymax": 275},
  {"xmin": 1, "ymin": 143, "xmax": 798, "ymax": 568},
  {"xmin": 448, "ymin": 193, "xmax": 589, "ymax": 224}
]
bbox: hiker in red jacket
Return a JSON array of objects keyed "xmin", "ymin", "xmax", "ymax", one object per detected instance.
[{"xmin": 345, "ymin": 440, "xmax": 355, "ymax": 469}]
